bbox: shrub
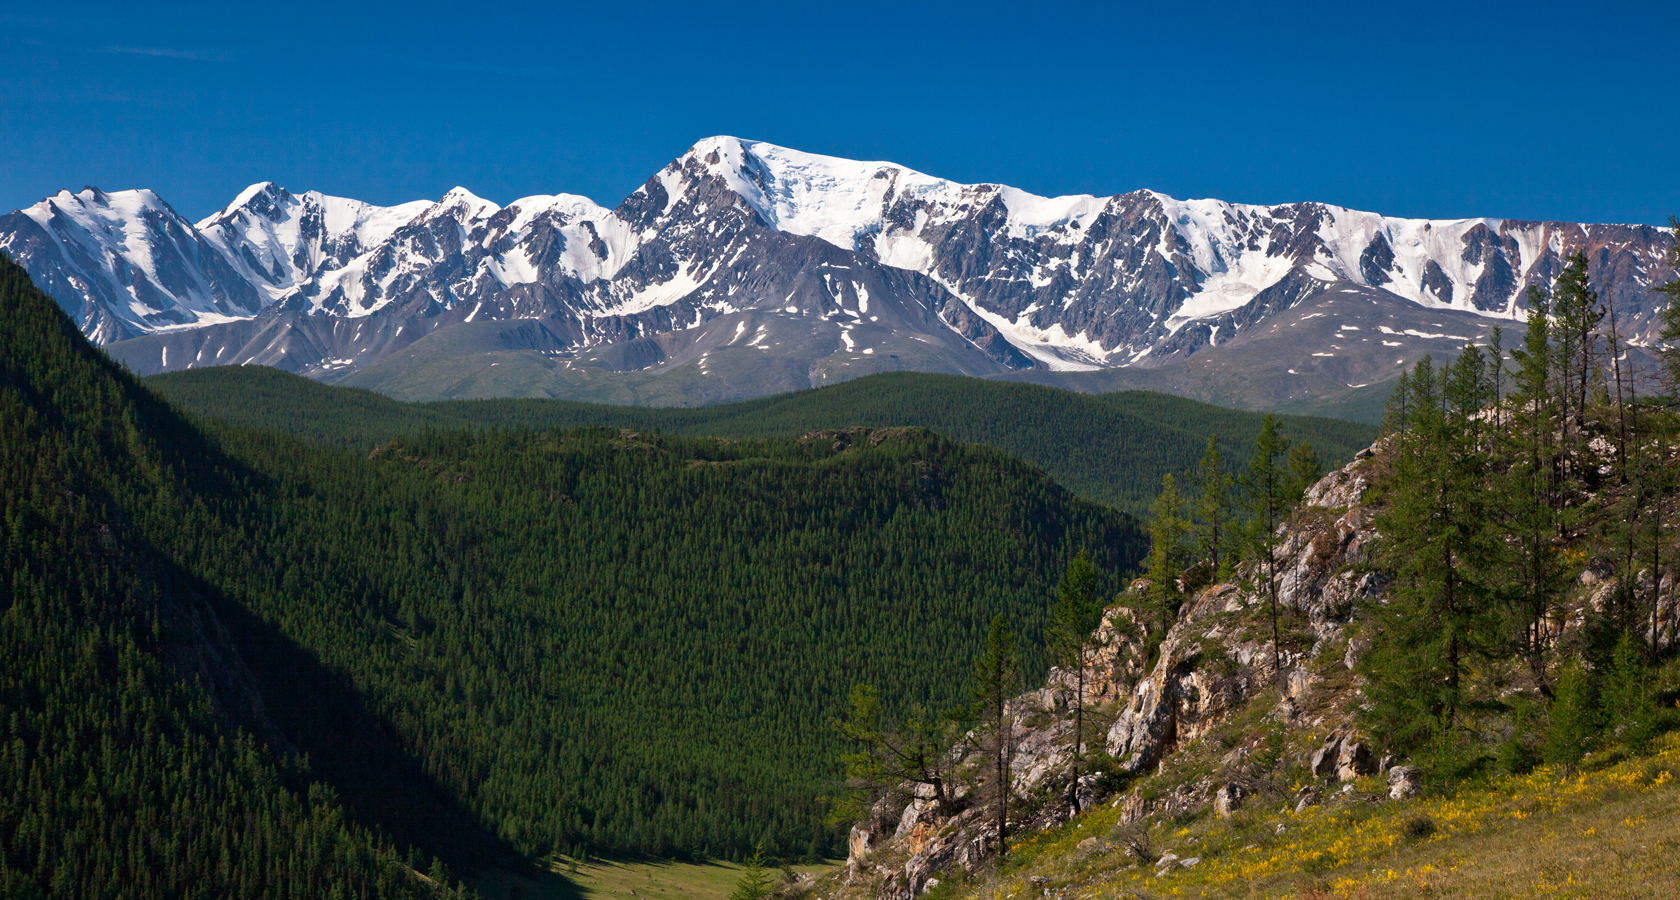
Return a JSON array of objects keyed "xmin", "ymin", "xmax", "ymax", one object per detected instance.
[
  {"xmin": 1544, "ymin": 657, "xmax": 1601, "ymax": 767},
  {"xmin": 1402, "ymin": 815, "xmax": 1438, "ymax": 841}
]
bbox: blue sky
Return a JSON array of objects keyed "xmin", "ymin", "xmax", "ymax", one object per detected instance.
[{"xmin": 4, "ymin": 1, "xmax": 1676, "ymax": 225}]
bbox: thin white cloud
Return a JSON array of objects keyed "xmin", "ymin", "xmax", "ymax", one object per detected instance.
[
  {"xmin": 93, "ymin": 45, "xmax": 234, "ymax": 63},
  {"xmin": 18, "ymin": 38, "xmax": 236, "ymax": 64}
]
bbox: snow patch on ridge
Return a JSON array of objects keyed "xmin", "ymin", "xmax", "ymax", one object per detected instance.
[{"xmin": 197, "ymin": 182, "xmax": 432, "ymax": 301}]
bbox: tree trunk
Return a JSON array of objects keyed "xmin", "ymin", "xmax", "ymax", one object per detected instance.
[
  {"xmin": 1068, "ymin": 661, "xmax": 1085, "ymax": 814},
  {"xmin": 994, "ymin": 707, "xmax": 1009, "ymax": 854}
]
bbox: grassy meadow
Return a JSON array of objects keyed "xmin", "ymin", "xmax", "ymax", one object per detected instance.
[
  {"xmin": 927, "ymin": 731, "xmax": 1680, "ymax": 899},
  {"xmin": 473, "ymin": 856, "xmax": 839, "ymax": 900}
]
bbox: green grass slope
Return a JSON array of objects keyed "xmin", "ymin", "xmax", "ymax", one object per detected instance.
[
  {"xmin": 930, "ymin": 735, "xmax": 1680, "ymax": 899},
  {"xmin": 149, "ymin": 367, "xmax": 1377, "ymax": 517}
]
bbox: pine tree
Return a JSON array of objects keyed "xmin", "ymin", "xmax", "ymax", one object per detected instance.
[
  {"xmin": 1553, "ymin": 252, "xmax": 1603, "ymax": 430},
  {"xmin": 1285, "ymin": 441, "xmax": 1323, "ymax": 502},
  {"xmin": 1383, "ymin": 368, "xmax": 1413, "ymax": 436},
  {"xmin": 1364, "ymin": 352, "xmax": 1501, "ymax": 752},
  {"xmin": 1601, "ymin": 633, "xmax": 1657, "ymax": 753},
  {"xmin": 833, "ymin": 685, "xmax": 961, "ymax": 821},
  {"xmin": 1543, "ymin": 657, "xmax": 1599, "ymax": 768},
  {"xmin": 1656, "ymin": 217, "xmax": 1680, "ymax": 390},
  {"xmin": 1502, "ymin": 289, "xmax": 1569, "ymax": 690},
  {"xmin": 728, "ymin": 843, "xmax": 773, "ymax": 900},
  {"xmin": 1488, "ymin": 326, "xmax": 1507, "ymax": 428},
  {"xmin": 1650, "ymin": 217, "xmax": 1680, "ymax": 655},
  {"xmin": 972, "ymin": 615, "xmax": 1020, "ymax": 855}
]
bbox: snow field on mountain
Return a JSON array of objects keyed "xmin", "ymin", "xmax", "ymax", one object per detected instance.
[{"xmin": 8, "ymin": 135, "xmax": 1671, "ymax": 383}]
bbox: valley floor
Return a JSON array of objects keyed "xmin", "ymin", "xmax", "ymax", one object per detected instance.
[{"xmin": 475, "ymin": 856, "xmax": 841, "ymax": 900}]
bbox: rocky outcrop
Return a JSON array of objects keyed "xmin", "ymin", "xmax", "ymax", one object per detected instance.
[
  {"xmin": 1102, "ymin": 450, "xmax": 1384, "ymax": 781},
  {"xmin": 834, "ymin": 450, "xmax": 1398, "ymax": 898},
  {"xmin": 1104, "ymin": 584, "xmax": 1259, "ymax": 772},
  {"xmin": 828, "ymin": 421, "xmax": 1680, "ymax": 900},
  {"xmin": 1310, "ymin": 732, "xmax": 1377, "ymax": 783},
  {"xmin": 1213, "ymin": 783, "xmax": 1247, "ymax": 818}
]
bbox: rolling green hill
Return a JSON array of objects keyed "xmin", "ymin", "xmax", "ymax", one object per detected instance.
[{"xmin": 148, "ymin": 366, "xmax": 1377, "ymax": 518}]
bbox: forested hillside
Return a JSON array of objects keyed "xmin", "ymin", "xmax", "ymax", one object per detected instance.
[
  {"xmin": 0, "ymin": 258, "xmax": 446, "ymax": 898},
  {"xmin": 195, "ymin": 423, "xmax": 1140, "ymax": 862},
  {"xmin": 1, "ymin": 254, "xmax": 1146, "ymax": 890},
  {"xmin": 147, "ymin": 367, "xmax": 1375, "ymax": 517}
]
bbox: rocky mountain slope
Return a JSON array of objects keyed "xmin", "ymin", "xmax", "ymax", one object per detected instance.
[
  {"xmin": 820, "ymin": 436, "xmax": 1679, "ymax": 900},
  {"xmin": 3, "ymin": 138, "xmax": 1673, "ymax": 406}
]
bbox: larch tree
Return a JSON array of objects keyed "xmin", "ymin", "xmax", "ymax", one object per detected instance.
[
  {"xmin": 1144, "ymin": 474, "xmax": 1190, "ymax": 641},
  {"xmin": 1364, "ymin": 351, "xmax": 1501, "ymax": 753},
  {"xmin": 1285, "ymin": 441, "xmax": 1323, "ymax": 502},
  {"xmin": 1192, "ymin": 434, "xmax": 1235, "ymax": 580},
  {"xmin": 972, "ymin": 614, "xmax": 1020, "ymax": 855},
  {"xmin": 1502, "ymin": 287, "xmax": 1568, "ymax": 690},
  {"xmin": 833, "ymin": 683, "xmax": 962, "ymax": 820},
  {"xmin": 1241, "ymin": 414, "xmax": 1292, "ymax": 687},
  {"xmin": 1050, "ymin": 550, "xmax": 1105, "ymax": 814},
  {"xmin": 1553, "ymin": 251, "xmax": 1603, "ymax": 430}
]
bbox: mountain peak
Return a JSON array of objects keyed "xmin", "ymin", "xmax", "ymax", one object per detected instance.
[
  {"xmin": 199, "ymin": 181, "xmax": 292, "ymax": 228},
  {"xmin": 421, "ymin": 187, "xmax": 500, "ymax": 224},
  {"xmin": 4, "ymin": 138, "xmax": 1673, "ymax": 398}
]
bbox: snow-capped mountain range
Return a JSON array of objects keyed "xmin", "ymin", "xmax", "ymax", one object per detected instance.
[{"xmin": 2, "ymin": 136, "xmax": 1673, "ymax": 405}]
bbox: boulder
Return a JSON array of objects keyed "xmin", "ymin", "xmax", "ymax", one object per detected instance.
[
  {"xmin": 1119, "ymin": 788, "xmax": 1149, "ymax": 824},
  {"xmin": 1213, "ymin": 783, "xmax": 1247, "ymax": 818},
  {"xmin": 1388, "ymin": 765, "xmax": 1422, "ymax": 800},
  {"xmin": 1310, "ymin": 732, "xmax": 1376, "ymax": 782},
  {"xmin": 1344, "ymin": 638, "xmax": 1372, "ymax": 671},
  {"xmin": 1073, "ymin": 773, "xmax": 1104, "ymax": 812},
  {"xmin": 893, "ymin": 798, "xmax": 928, "ymax": 839},
  {"xmin": 1286, "ymin": 667, "xmax": 1315, "ymax": 701},
  {"xmin": 1153, "ymin": 852, "xmax": 1180, "ymax": 877},
  {"xmin": 1309, "ymin": 734, "xmax": 1341, "ymax": 778},
  {"xmin": 846, "ymin": 824, "xmax": 874, "ymax": 872},
  {"xmin": 1293, "ymin": 789, "xmax": 1320, "ymax": 814},
  {"xmin": 1335, "ymin": 739, "xmax": 1374, "ymax": 782}
]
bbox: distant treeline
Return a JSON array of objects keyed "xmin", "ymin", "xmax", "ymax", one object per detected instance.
[{"xmin": 147, "ymin": 366, "xmax": 1377, "ymax": 518}]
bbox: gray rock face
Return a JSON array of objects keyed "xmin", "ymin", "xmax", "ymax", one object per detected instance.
[
  {"xmin": 1310, "ymin": 731, "xmax": 1377, "ymax": 783},
  {"xmin": 838, "ymin": 446, "xmax": 1436, "ymax": 898},
  {"xmin": 1294, "ymin": 788, "xmax": 1321, "ymax": 814},
  {"xmin": 5, "ymin": 138, "xmax": 1672, "ymax": 405},
  {"xmin": 1102, "ymin": 450, "xmax": 1391, "ymax": 784},
  {"xmin": 1387, "ymin": 765, "xmax": 1423, "ymax": 800},
  {"xmin": 1104, "ymin": 590, "xmax": 1259, "ymax": 772}
]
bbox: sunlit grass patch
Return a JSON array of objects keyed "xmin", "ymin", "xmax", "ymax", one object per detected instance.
[
  {"xmin": 945, "ymin": 732, "xmax": 1680, "ymax": 899},
  {"xmin": 473, "ymin": 856, "xmax": 839, "ymax": 900}
]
